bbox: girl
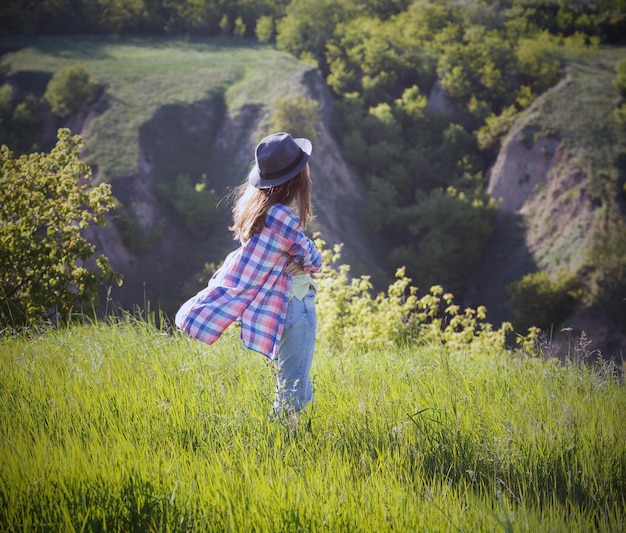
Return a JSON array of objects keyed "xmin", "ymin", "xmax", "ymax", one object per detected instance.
[{"xmin": 175, "ymin": 132, "xmax": 322, "ymax": 417}]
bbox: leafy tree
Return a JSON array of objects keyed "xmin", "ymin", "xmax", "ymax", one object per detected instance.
[
  {"xmin": 276, "ymin": 0, "xmax": 352, "ymax": 72},
  {"xmin": 512, "ymin": 31, "xmax": 562, "ymax": 95},
  {"xmin": 395, "ymin": 84, "xmax": 428, "ymax": 121},
  {"xmin": 0, "ymin": 84, "xmax": 45, "ymax": 154},
  {"xmin": 155, "ymin": 174, "xmax": 222, "ymax": 235},
  {"xmin": 233, "ymin": 16, "xmax": 246, "ymax": 37},
  {"xmin": 89, "ymin": 0, "xmax": 145, "ymax": 33},
  {"xmin": 476, "ymin": 104, "xmax": 519, "ymax": 154},
  {"xmin": 0, "ymin": 83, "xmax": 11, "ymax": 119},
  {"xmin": 585, "ymin": 208, "xmax": 626, "ymax": 323},
  {"xmin": 43, "ymin": 63, "xmax": 101, "ymax": 118},
  {"xmin": 594, "ymin": 0, "xmax": 626, "ymax": 43},
  {"xmin": 267, "ymin": 94, "xmax": 320, "ymax": 141},
  {"xmin": 614, "ymin": 58, "xmax": 626, "ymax": 98},
  {"xmin": 615, "ymin": 103, "xmax": 626, "ymax": 126},
  {"xmin": 255, "ymin": 15, "xmax": 274, "ymax": 42},
  {"xmin": 0, "ymin": 83, "xmax": 13, "ymax": 144},
  {"xmin": 326, "ymin": 14, "xmax": 436, "ymax": 107},
  {"xmin": 613, "ymin": 58, "xmax": 626, "ymax": 127},
  {"xmin": 10, "ymin": 93, "xmax": 44, "ymax": 153},
  {"xmin": 219, "ymin": 14, "xmax": 230, "ymax": 36},
  {"xmin": 436, "ymin": 25, "xmax": 519, "ymax": 122},
  {"xmin": 389, "ymin": 186, "xmax": 495, "ymax": 296},
  {"xmin": 0, "ymin": 129, "xmax": 121, "ymax": 326}
]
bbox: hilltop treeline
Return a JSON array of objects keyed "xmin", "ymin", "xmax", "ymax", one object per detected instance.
[
  {"xmin": 2, "ymin": 0, "xmax": 625, "ymax": 333},
  {"xmin": 2, "ymin": 0, "xmax": 625, "ymax": 44}
]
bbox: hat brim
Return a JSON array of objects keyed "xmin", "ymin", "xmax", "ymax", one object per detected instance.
[{"xmin": 248, "ymin": 137, "xmax": 312, "ymax": 189}]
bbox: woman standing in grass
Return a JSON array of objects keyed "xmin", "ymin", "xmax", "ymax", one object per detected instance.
[{"xmin": 176, "ymin": 132, "xmax": 322, "ymax": 418}]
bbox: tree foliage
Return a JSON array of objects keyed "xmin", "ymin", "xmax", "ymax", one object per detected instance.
[
  {"xmin": 155, "ymin": 174, "xmax": 222, "ymax": 235},
  {"xmin": 267, "ymin": 94, "xmax": 320, "ymax": 142},
  {"xmin": 616, "ymin": 58, "xmax": 626, "ymax": 96},
  {"xmin": 391, "ymin": 186, "xmax": 495, "ymax": 296},
  {"xmin": 255, "ymin": 15, "xmax": 274, "ymax": 43},
  {"xmin": 0, "ymin": 83, "xmax": 44, "ymax": 154},
  {"xmin": 507, "ymin": 271, "xmax": 584, "ymax": 332},
  {"xmin": 0, "ymin": 129, "xmax": 121, "ymax": 326},
  {"xmin": 43, "ymin": 63, "xmax": 101, "ymax": 118}
]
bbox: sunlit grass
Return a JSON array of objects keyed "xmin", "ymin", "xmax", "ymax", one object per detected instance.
[{"xmin": 1, "ymin": 319, "xmax": 624, "ymax": 531}]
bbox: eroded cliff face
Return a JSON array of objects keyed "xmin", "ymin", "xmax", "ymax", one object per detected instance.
[
  {"xmin": 472, "ymin": 76, "xmax": 626, "ymax": 359},
  {"xmin": 85, "ymin": 69, "xmax": 371, "ymax": 317},
  {"xmin": 488, "ymin": 127, "xmax": 598, "ymax": 274}
]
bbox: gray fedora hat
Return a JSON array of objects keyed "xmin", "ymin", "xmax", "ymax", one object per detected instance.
[{"xmin": 248, "ymin": 132, "xmax": 312, "ymax": 189}]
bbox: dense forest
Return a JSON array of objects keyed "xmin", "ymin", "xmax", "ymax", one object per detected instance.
[{"xmin": 1, "ymin": 0, "xmax": 626, "ymax": 346}]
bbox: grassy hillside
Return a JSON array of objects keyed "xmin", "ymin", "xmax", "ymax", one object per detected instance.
[
  {"xmin": 1, "ymin": 320, "xmax": 624, "ymax": 531},
  {"xmin": 0, "ymin": 35, "xmax": 313, "ymax": 182}
]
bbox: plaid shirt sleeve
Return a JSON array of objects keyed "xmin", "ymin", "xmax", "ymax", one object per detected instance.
[
  {"xmin": 265, "ymin": 204, "xmax": 322, "ymax": 273},
  {"xmin": 175, "ymin": 204, "xmax": 321, "ymax": 358}
]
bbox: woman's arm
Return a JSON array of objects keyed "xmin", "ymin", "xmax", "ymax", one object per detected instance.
[{"xmin": 266, "ymin": 204, "xmax": 322, "ymax": 273}]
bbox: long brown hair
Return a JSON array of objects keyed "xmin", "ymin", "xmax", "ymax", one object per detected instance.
[{"xmin": 230, "ymin": 163, "xmax": 312, "ymax": 242}]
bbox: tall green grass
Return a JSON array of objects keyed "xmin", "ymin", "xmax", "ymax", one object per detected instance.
[{"xmin": 1, "ymin": 318, "xmax": 624, "ymax": 531}]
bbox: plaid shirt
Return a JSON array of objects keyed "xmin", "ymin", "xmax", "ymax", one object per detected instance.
[{"xmin": 175, "ymin": 204, "xmax": 322, "ymax": 358}]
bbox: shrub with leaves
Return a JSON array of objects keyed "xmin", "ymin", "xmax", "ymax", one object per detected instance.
[
  {"xmin": 0, "ymin": 84, "xmax": 44, "ymax": 154},
  {"xmin": 43, "ymin": 63, "xmax": 101, "ymax": 118},
  {"xmin": 314, "ymin": 236, "xmax": 512, "ymax": 353},
  {"xmin": 614, "ymin": 58, "xmax": 626, "ymax": 127},
  {"xmin": 507, "ymin": 270, "xmax": 584, "ymax": 332},
  {"xmin": 155, "ymin": 174, "xmax": 222, "ymax": 235},
  {"xmin": 0, "ymin": 128, "xmax": 121, "ymax": 327},
  {"xmin": 267, "ymin": 95, "xmax": 320, "ymax": 142},
  {"xmin": 255, "ymin": 16, "xmax": 275, "ymax": 43}
]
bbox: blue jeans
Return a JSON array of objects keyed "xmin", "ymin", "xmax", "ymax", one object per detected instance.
[{"xmin": 273, "ymin": 289, "xmax": 317, "ymax": 414}]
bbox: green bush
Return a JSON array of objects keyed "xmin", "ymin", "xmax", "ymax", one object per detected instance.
[
  {"xmin": 387, "ymin": 186, "xmax": 495, "ymax": 298},
  {"xmin": 255, "ymin": 16, "xmax": 274, "ymax": 43},
  {"xmin": 586, "ymin": 213, "xmax": 626, "ymax": 321},
  {"xmin": 314, "ymin": 236, "xmax": 512, "ymax": 353},
  {"xmin": 0, "ymin": 129, "xmax": 120, "ymax": 326},
  {"xmin": 0, "ymin": 85, "xmax": 45, "ymax": 154},
  {"xmin": 0, "ymin": 83, "xmax": 14, "ymax": 146},
  {"xmin": 219, "ymin": 15, "xmax": 230, "ymax": 37},
  {"xmin": 508, "ymin": 270, "xmax": 584, "ymax": 332},
  {"xmin": 114, "ymin": 204, "xmax": 165, "ymax": 256},
  {"xmin": 10, "ymin": 93, "xmax": 43, "ymax": 152},
  {"xmin": 476, "ymin": 104, "xmax": 519, "ymax": 153},
  {"xmin": 0, "ymin": 83, "xmax": 11, "ymax": 121},
  {"xmin": 156, "ymin": 174, "xmax": 222, "ymax": 235},
  {"xmin": 233, "ymin": 16, "xmax": 246, "ymax": 38},
  {"xmin": 43, "ymin": 63, "xmax": 101, "ymax": 118},
  {"xmin": 615, "ymin": 59, "xmax": 626, "ymax": 97},
  {"xmin": 267, "ymin": 94, "xmax": 320, "ymax": 141}
]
